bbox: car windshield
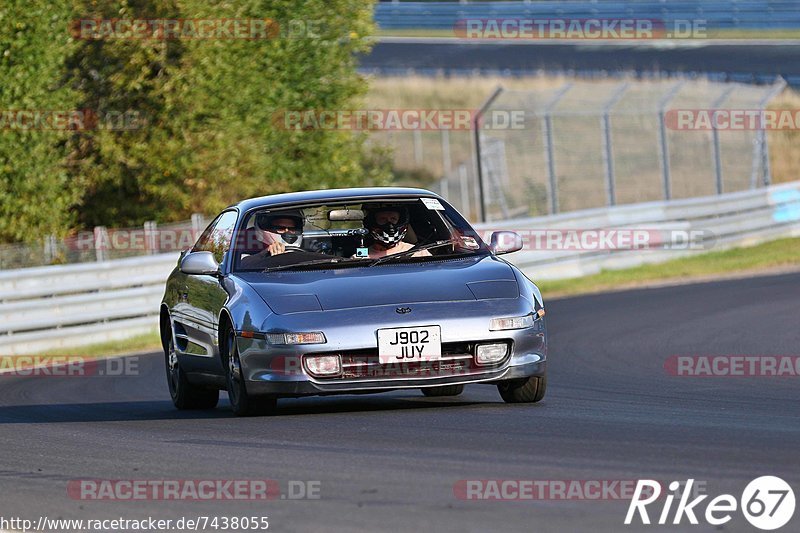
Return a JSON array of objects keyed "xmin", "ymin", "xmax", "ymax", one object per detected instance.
[{"xmin": 232, "ymin": 197, "xmax": 489, "ymax": 272}]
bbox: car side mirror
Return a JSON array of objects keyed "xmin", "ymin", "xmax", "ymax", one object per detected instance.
[
  {"xmin": 180, "ymin": 251, "xmax": 220, "ymax": 276},
  {"xmin": 490, "ymin": 231, "xmax": 523, "ymax": 255}
]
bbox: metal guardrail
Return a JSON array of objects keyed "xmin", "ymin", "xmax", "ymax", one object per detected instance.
[
  {"xmin": 1, "ymin": 181, "xmax": 799, "ymax": 355},
  {"xmin": 375, "ymin": 1, "xmax": 800, "ymax": 30},
  {"xmin": 0, "ymin": 254, "xmax": 178, "ymax": 355},
  {"xmin": 475, "ymin": 180, "xmax": 800, "ymax": 279}
]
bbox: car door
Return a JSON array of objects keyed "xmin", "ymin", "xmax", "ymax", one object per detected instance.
[{"xmin": 180, "ymin": 209, "xmax": 238, "ymax": 363}]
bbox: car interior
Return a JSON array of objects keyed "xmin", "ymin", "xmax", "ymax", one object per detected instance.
[{"xmin": 235, "ymin": 200, "xmax": 463, "ymax": 263}]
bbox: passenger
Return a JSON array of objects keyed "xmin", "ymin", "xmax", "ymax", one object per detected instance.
[{"xmin": 360, "ymin": 206, "xmax": 431, "ymax": 259}]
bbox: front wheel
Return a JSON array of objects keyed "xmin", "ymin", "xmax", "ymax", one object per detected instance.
[
  {"xmin": 164, "ymin": 330, "xmax": 219, "ymax": 410},
  {"xmin": 224, "ymin": 329, "xmax": 277, "ymax": 417},
  {"xmin": 497, "ymin": 374, "xmax": 547, "ymax": 403}
]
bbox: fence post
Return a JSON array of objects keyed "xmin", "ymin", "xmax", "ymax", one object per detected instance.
[
  {"xmin": 43, "ymin": 234, "xmax": 57, "ymax": 264},
  {"xmin": 750, "ymin": 131, "xmax": 766, "ymax": 189},
  {"xmin": 541, "ymin": 83, "xmax": 573, "ymax": 215},
  {"xmin": 441, "ymin": 129, "xmax": 452, "ymax": 179},
  {"xmin": 191, "ymin": 213, "xmax": 206, "ymax": 241},
  {"xmin": 439, "ymin": 176, "xmax": 450, "ymax": 200},
  {"xmin": 413, "ymin": 129, "xmax": 423, "ymax": 167},
  {"xmin": 144, "ymin": 221, "xmax": 158, "ymax": 255},
  {"xmin": 601, "ymin": 82, "xmax": 629, "ymax": 207},
  {"xmin": 658, "ymin": 81, "xmax": 685, "ymax": 201},
  {"xmin": 473, "ymin": 86, "xmax": 504, "ymax": 222},
  {"xmin": 458, "ymin": 164, "xmax": 471, "ymax": 220},
  {"xmin": 93, "ymin": 226, "xmax": 108, "ymax": 262},
  {"xmin": 711, "ymin": 86, "xmax": 735, "ymax": 195},
  {"xmin": 754, "ymin": 77, "xmax": 787, "ymax": 187},
  {"xmin": 761, "ymin": 129, "xmax": 774, "ymax": 187}
]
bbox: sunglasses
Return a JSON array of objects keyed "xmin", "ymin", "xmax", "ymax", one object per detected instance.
[{"xmin": 268, "ymin": 224, "xmax": 298, "ymax": 232}]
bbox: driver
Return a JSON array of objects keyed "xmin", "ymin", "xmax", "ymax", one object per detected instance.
[
  {"xmin": 361, "ymin": 205, "xmax": 431, "ymax": 258},
  {"xmin": 255, "ymin": 210, "xmax": 304, "ymax": 256},
  {"xmin": 239, "ymin": 210, "xmax": 306, "ymax": 269}
]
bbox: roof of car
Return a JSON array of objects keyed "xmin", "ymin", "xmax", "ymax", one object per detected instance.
[{"xmin": 232, "ymin": 187, "xmax": 442, "ymax": 212}]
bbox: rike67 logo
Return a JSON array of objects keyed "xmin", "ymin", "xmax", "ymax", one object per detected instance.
[{"xmin": 625, "ymin": 477, "xmax": 795, "ymax": 530}]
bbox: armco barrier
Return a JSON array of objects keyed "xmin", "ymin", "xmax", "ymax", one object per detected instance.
[
  {"xmin": 0, "ymin": 255, "xmax": 178, "ymax": 355},
  {"xmin": 475, "ymin": 180, "xmax": 800, "ymax": 279},
  {"xmin": 1, "ymin": 181, "xmax": 799, "ymax": 354}
]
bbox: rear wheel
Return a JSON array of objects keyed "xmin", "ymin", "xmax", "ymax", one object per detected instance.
[
  {"xmin": 224, "ymin": 329, "xmax": 277, "ymax": 417},
  {"xmin": 164, "ymin": 329, "xmax": 219, "ymax": 410},
  {"xmin": 421, "ymin": 384, "xmax": 464, "ymax": 397},
  {"xmin": 497, "ymin": 374, "xmax": 547, "ymax": 403}
]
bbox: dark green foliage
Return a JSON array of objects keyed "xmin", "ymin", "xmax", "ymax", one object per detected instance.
[{"xmin": 0, "ymin": 0, "xmax": 390, "ymax": 243}]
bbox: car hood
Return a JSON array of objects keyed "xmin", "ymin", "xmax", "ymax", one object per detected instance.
[{"xmin": 236, "ymin": 256, "xmax": 520, "ymax": 314}]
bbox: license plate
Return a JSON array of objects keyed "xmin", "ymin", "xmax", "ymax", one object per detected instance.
[{"xmin": 377, "ymin": 325, "xmax": 441, "ymax": 364}]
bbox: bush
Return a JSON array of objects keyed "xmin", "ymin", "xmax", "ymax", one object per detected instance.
[{"xmin": 1, "ymin": 0, "xmax": 390, "ymax": 243}]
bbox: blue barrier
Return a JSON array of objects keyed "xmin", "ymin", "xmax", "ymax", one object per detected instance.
[{"xmin": 375, "ymin": 1, "xmax": 800, "ymax": 30}]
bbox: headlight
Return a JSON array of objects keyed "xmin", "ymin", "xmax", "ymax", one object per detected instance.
[
  {"xmin": 304, "ymin": 355, "xmax": 341, "ymax": 377},
  {"xmin": 265, "ymin": 332, "xmax": 326, "ymax": 345},
  {"xmin": 489, "ymin": 314, "xmax": 534, "ymax": 331}
]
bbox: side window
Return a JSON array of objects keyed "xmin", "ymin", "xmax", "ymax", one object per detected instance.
[{"xmin": 193, "ymin": 210, "xmax": 238, "ymax": 264}]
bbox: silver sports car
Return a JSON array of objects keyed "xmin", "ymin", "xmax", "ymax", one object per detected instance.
[{"xmin": 160, "ymin": 188, "xmax": 547, "ymax": 416}]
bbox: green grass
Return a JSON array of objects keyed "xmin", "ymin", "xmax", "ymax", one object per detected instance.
[
  {"xmin": 40, "ymin": 330, "xmax": 161, "ymax": 358},
  {"xmin": 537, "ymin": 237, "xmax": 800, "ymax": 298}
]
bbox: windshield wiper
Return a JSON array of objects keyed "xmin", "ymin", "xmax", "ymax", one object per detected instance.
[
  {"xmin": 368, "ymin": 240, "xmax": 455, "ymax": 267},
  {"xmin": 262, "ymin": 257, "xmax": 359, "ymax": 272}
]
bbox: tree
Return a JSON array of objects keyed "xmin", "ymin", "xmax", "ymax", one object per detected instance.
[
  {"xmin": 65, "ymin": 0, "xmax": 390, "ymax": 229},
  {"xmin": 0, "ymin": 1, "xmax": 78, "ymax": 242},
  {"xmin": 1, "ymin": 0, "xmax": 390, "ymax": 243}
]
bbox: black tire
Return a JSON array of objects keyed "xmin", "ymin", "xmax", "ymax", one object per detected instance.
[
  {"xmin": 164, "ymin": 330, "xmax": 219, "ymax": 410},
  {"xmin": 224, "ymin": 329, "xmax": 277, "ymax": 417},
  {"xmin": 421, "ymin": 384, "xmax": 465, "ymax": 397},
  {"xmin": 497, "ymin": 374, "xmax": 547, "ymax": 403}
]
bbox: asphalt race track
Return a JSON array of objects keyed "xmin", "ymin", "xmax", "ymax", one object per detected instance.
[
  {"xmin": 363, "ymin": 39, "xmax": 800, "ymax": 85},
  {"xmin": 1, "ymin": 272, "xmax": 798, "ymax": 532}
]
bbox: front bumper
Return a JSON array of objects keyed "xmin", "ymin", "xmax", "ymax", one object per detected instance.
[
  {"xmin": 236, "ymin": 301, "xmax": 547, "ymax": 397},
  {"xmin": 243, "ymin": 354, "xmax": 546, "ymax": 396},
  {"xmin": 238, "ymin": 326, "xmax": 547, "ymax": 396}
]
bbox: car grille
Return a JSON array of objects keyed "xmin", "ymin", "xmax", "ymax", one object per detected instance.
[{"xmin": 309, "ymin": 342, "xmax": 509, "ymax": 380}]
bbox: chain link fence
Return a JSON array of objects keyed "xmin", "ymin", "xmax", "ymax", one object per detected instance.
[
  {"xmin": 0, "ymin": 215, "xmax": 207, "ymax": 270},
  {"xmin": 375, "ymin": 76, "xmax": 787, "ymax": 222}
]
